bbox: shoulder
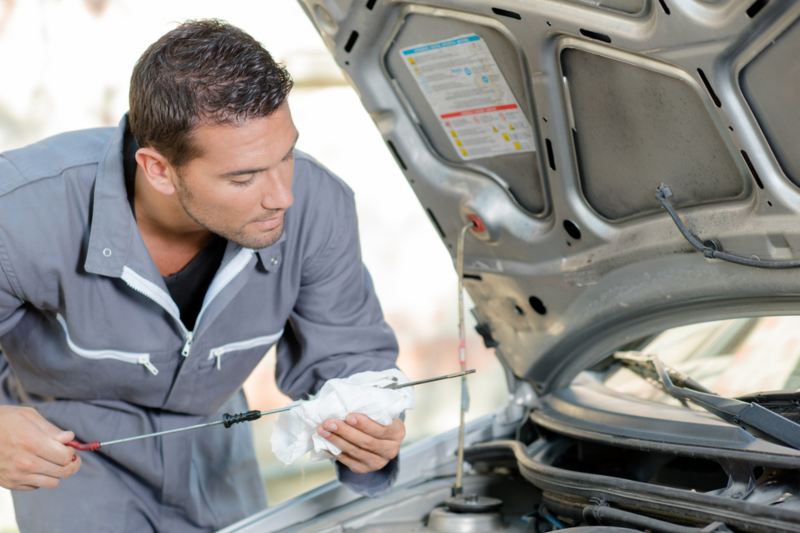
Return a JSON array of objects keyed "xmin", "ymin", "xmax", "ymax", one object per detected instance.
[
  {"xmin": 0, "ymin": 127, "xmax": 113, "ymax": 198},
  {"xmin": 283, "ymin": 150, "xmax": 360, "ymax": 261},
  {"xmin": 293, "ymin": 150, "xmax": 355, "ymax": 206}
]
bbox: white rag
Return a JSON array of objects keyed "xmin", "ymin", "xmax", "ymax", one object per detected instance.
[{"xmin": 270, "ymin": 369, "xmax": 415, "ymax": 465}]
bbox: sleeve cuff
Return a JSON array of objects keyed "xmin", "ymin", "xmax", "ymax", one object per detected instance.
[{"xmin": 336, "ymin": 455, "xmax": 399, "ymax": 497}]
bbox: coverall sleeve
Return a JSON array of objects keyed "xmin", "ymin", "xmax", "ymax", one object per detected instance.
[
  {"xmin": 275, "ymin": 187, "xmax": 401, "ymax": 495},
  {"xmin": 0, "ymin": 234, "xmax": 26, "ymax": 390},
  {"xmin": 0, "ymin": 157, "xmax": 27, "ymax": 340},
  {"xmin": 0, "ymin": 235, "xmax": 25, "ymax": 338}
]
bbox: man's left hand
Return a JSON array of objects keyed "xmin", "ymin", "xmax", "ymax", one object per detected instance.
[{"xmin": 318, "ymin": 413, "xmax": 405, "ymax": 474}]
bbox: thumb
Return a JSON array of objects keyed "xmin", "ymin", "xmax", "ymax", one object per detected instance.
[{"xmin": 54, "ymin": 430, "xmax": 76, "ymax": 444}]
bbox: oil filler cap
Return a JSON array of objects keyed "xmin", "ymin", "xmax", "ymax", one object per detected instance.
[{"xmin": 444, "ymin": 494, "xmax": 503, "ymax": 513}]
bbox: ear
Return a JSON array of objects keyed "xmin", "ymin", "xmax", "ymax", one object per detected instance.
[{"xmin": 135, "ymin": 147, "xmax": 178, "ymax": 195}]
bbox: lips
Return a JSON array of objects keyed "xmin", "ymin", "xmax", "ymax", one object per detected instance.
[{"xmin": 251, "ymin": 214, "xmax": 283, "ymax": 231}]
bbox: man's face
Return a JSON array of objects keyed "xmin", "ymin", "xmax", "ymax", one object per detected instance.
[{"xmin": 172, "ymin": 101, "xmax": 298, "ymax": 249}]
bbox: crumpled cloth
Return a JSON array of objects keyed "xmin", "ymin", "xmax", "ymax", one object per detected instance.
[{"xmin": 270, "ymin": 369, "xmax": 414, "ymax": 465}]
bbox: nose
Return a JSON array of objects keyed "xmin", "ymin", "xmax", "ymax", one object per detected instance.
[{"xmin": 260, "ymin": 170, "xmax": 293, "ymax": 211}]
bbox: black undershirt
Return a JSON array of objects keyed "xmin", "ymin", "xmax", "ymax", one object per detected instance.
[{"xmin": 123, "ymin": 130, "xmax": 225, "ymax": 331}]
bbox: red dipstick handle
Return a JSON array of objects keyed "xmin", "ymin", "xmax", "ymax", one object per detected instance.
[{"xmin": 66, "ymin": 440, "xmax": 101, "ymax": 452}]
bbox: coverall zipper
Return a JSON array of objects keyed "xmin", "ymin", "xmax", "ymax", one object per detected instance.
[{"xmin": 119, "ymin": 247, "xmax": 255, "ymax": 359}]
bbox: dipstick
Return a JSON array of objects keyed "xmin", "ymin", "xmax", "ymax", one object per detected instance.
[
  {"xmin": 66, "ymin": 404, "xmax": 298, "ymax": 452},
  {"xmin": 66, "ymin": 369, "xmax": 475, "ymax": 452}
]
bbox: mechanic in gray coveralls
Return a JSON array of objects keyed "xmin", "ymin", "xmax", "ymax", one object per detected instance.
[{"xmin": 0, "ymin": 19, "xmax": 405, "ymax": 531}]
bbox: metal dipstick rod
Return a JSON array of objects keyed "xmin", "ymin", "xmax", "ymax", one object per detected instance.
[
  {"xmin": 453, "ymin": 222, "xmax": 473, "ymax": 496},
  {"xmin": 66, "ymin": 369, "xmax": 476, "ymax": 452}
]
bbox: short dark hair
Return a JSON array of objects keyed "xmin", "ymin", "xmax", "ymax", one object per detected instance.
[{"xmin": 128, "ymin": 19, "xmax": 293, "ymax": 167}]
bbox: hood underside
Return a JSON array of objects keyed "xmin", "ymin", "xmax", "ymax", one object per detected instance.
[{"xmin": 299, "ymin": 0, "xmax": 800, "ymax": 393}]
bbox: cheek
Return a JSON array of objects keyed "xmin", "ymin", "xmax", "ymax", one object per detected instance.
[
  {"xmin": 194, "ymin": 186, "xmax": 259, "ymax": 220},
  {"xmin": 216, "ymin": 189, "xmax": 255, "ymax": 206}
]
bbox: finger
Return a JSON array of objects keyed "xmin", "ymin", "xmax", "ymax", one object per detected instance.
[
  {"xmin": 9, "ymin": 453, "xmax": 79, "ymax": 483},
  {"xmin": 20, "ymin": 410, "xmax": 75, "ymax": 466},
  {"xmin": 26, "ymin": 454, "xmax": 80, "ymax": 479},
  {"xmin": 53, "ymin": 430, "xmax": 76, "ymax": 444},
  {"xmin": 19, "ymin": 473, "xmax": 61, "ymax": 490},
  {"xmin": 326, "ymin": 421, "xmax": 399, "ymax": 461},
  {"xmin": 341, "ymin": 413, "xmax": 388, "ymax": 438},
  {"xmin": 334, "ymin": 452, "xmax": 372, "ymax": 475},
  {"xmin": 345, "ymin": 414, "xmax": 405, "ymax": 441},
  {"xmin": 319, "ymin": 430, "xmax": 388, "ymax": 469},
  {"xmin": 33, "ymin": 436, "xmax": 76, "ymax": 468},
  {"xmin": 322, "ymin": 419, "xmax": 382, "ymax": 453},
  {"xmin": 29, "ymin": 426, "xmax": 76, "ymax": 467}
]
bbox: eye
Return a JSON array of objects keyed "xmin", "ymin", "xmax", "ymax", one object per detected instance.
[{"xmin": 230, "ymin": 175, "xmax": 256, "ymax": 188}]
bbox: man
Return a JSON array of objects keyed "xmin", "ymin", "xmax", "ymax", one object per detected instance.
[{"xmin": 0, "ymin": 19, "xmax": 405, "ymax": 531}]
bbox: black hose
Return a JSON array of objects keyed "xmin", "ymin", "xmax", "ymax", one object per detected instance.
[
  {"xmin": 656, "ymin": 184, "xmax": 800, "ymax": 269},
  {"xmin": 582, "ymin": 504, "xmax": 728, "ymax": 533}
]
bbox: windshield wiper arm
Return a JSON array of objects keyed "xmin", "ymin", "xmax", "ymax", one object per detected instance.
[
  {"xmin": 615, "ymin": 351, "xmax": 713, "ymax": 396},
  {"xmin": 613, "ymin": 352, "xmax": 800, "ymax": 450}
]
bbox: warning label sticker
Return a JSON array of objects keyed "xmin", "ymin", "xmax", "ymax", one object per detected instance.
[{"xmin": 400, "ymin": 34, "xmax": 535, "ymax": 161}]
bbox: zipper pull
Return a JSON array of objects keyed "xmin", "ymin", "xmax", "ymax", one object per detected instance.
[
  {"xmin": 139, "ymin": 356, "xmax": 159, "ymax": 376},
  {"xmin": 211, "ymin": 349, "xmax": 223, "ymax": 370},
  {"xmin": 181, "ymin": 332, "xmax": 194, "ymax": 357}
]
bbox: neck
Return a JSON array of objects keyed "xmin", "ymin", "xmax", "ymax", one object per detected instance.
[
  {"xmin": 133, "ymin": 166, "xmax": 211, "ymax": 246},
  {"xmin": 133, "ymin": 166, "xmax": 214, "ymax": 277}
]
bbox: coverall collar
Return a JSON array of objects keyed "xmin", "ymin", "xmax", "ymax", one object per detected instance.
[{"xmin": 84, "ymin": 115, "xmax": 135, "ymax": 277}]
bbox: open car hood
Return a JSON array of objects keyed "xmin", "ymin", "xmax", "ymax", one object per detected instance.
[{"xmin": 298, "ymin": 0, "xmax": 800, "ymax": 394}]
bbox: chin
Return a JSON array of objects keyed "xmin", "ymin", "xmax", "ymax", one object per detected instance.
[{"xmin": 234, "ymin": 226, "xmax": 284, "ymax": 250}]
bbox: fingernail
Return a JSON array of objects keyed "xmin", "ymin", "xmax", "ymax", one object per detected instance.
[
  {"xmin": 346, "ymin": 415, "xmax": 357, "ymax": 425},
  {"xmin": 325, "ymin": 422, "xmax": 337, "ymax": 431},
  {"xmin": 318, "ymin": 429, "xmax": 331, "ymax": 438}
]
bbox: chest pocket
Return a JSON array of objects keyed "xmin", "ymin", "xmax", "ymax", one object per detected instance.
[
  {"xmin": 207, "ymin": 330, "xmax": 284, "ymax": 370},
  {"xmin": 56, "ymin": 313, "xmax": 160, "ymax": 375}
]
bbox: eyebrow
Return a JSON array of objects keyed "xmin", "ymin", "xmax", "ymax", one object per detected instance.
[{"xmin": 219, "ymin": 132, "xmax": 300, "ymax": 178}]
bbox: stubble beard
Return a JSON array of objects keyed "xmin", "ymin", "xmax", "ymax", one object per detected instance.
[{"xmin": 174, "ymin": 178, "xmax": 285, "ymax": 250}]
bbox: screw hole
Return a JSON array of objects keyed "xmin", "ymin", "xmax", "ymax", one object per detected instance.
[
  {"xmin": 529, "ymin": 296, "xmax": 547, "ymax": 316},
  {"xmin": 697, "ymin": 68, "xmax": 721, "ymax": 108},
  {"xmin": 563, "ymin": 219, "xmax": 582, "ymax": 240},
  {"xmin": 545, "ymin": 139, "xmax": 556, "ymax": 171},
  {"xmin": 514, "ymin": 304, "xmax": 525, "ymax": 316},
  {"xmin": 741, "ymin": 150, "xmax": 763, "ymax": 189},
  {"xmin": 546, "ymin": 20, "xmax": 552, "ymax": 26},
  {"xmin": 767, "ymin": 200, "xmax": 773, "ymax": 207},
  {"xmin": 579, "ymin": 28, "xmax": 611, "ymax": 43},
  {"xmin": 344, "ymin": 30, "xmax": 359, "ymax": 53},
  {"xmin": 746, "ymin": 0, "xmax": 768, "ymax": 18},
  {"xmin": 491, "ymin": 7, "xmax": 522, "ymax": 20}
]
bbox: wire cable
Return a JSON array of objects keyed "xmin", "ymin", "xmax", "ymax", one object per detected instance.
[{"xmin": 656, "ymin": 184, "xmax": 800, "ymax": 269}]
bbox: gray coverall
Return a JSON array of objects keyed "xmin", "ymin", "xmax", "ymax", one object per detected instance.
[{"xmin": 0, "ymin": 117, "xmax": 400, "ymax": 531}]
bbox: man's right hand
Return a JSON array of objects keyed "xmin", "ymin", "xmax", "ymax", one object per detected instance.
[{"xmin": 0, "ymin": 406, "xmax": 81, "ymax": 490}]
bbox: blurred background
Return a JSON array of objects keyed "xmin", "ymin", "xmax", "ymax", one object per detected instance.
[{"xmin": 0, "ymin": 1, "xmax": 508, "ymax": 529}]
